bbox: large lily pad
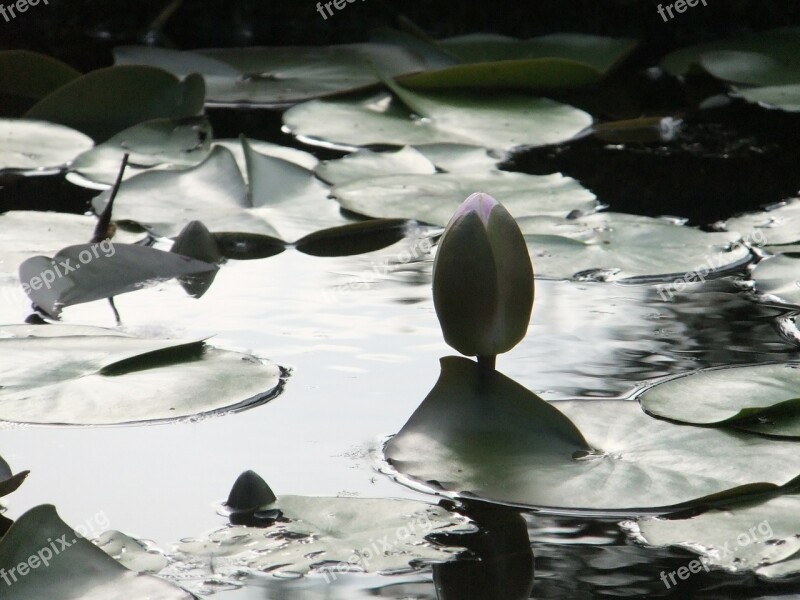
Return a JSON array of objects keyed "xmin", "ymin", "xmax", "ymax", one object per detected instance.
[
  {"xmin": 397, "ymin": 33, "xmax": 636, "ymax": 90},
  {"xmin": 19, "ymin": 243, "xmax": 218, "ymax": 317},
  {"xmin": 385, "ymin": 357, "xmax": 800, "ymax": 512},
  {"xmin": 283, "ymin": 87, "xmax": 592, "ymax": 152},
  {"xmin": 0, "ymin": 119, "xmax": 93, "ymax": 172},
  {"xmin": 25, "ymin": 65, "xmax": 205, "ymax": 141},
  {"xmin": 626, "ymin": 493, "xmax": 800, "ymax": 579},
  {"xmin": 722, "ymin": 198, "xmax": 800, "ymax": 247},
  {"xmin": 0, "ymin": 50, "xmax": 80, "ymax": 100},
  {"xmin": 0, "ymin": 505, "xmax": 193, "ymax": 599},
  {"xmin": 167, "ymin": 495, "xmax": 472, "ymax": 579},
  {"xmin": 639, "ymin": 363, "xmax": 800, "ymax": 437},
  {"xmin": 332, "ymin": 171, "xmax": 597, "ymax": 226},
  {"xmin": 0, "ymin": 325, "xmax": 281, "ymax": 425},
  {"xmin": 523, "ymin": 212, "xmax": 752, "ymax": 281},
  {"xmin": 114, "ymin": 44, "xmax": 427, "ymax": 106},
  {"xmin": 751, "ymin": 254, "xmax": 800, "ymax": 307}
]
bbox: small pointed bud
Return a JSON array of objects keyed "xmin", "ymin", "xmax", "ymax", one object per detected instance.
[{"xmin": 433, "ymin": 193, "xmax": 534, "ymax": 359}]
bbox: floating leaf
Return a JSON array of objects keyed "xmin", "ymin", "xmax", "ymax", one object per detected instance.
[
  {"xmin": 170, "ymin": 495, "xmax": 472, "ymax": 578},
  {"xmin": 332, "ymin": 171, "xmax": 597, "ymax": 226},
  {"xmin": 751, "ymin": 254, "xmax": 800, "ymax": 308},
  {"xmin": 735, "ymin": 84, "xmax": 800, "ymax": 112},
  {"xmin": 19, "ymin": 243, "xmax": 218, "ymax": 317},
  {"xmin": 114, "ymin": 44, "xmax": 427, "ymax": 106},
  {"xmin": 386, "ymin": 357, "xmax": 800, "ymax": 511},
  {"xmin": 0, "ymin": 505, "xmax": 193, "ymax": 599},
  {"xmin": 523, "ymin": 212, "xmax": 751, "ymax": 281},
  {"xmin": 626, "ymin": 493, "xmax": 800, "ymax": 579},
  {"xmin": 70, "ymin": 117, "xmax": 212, "ymax": 186},
  {"xmin": 0, "ymin": 455, "xmax": 28, "ymax": 498},
  {"xmin": 294, "ymin": 219, "xmax": 410, "ymax": 257},
  {"xmin": 212, "ymin": 232, "xmax": 286, "ymax": 260},
  {"xmin": 283, "ymin": 88, "xmax": 592, "ymax": 152},
  {"xmin": 722, "ymin": 198, "xmax": 800, "ymax": 246},
  {"xmin": 0, "ymin": 119, "xmax": 93, "ymax": 172},
  {"xmin": 640, "ymin": 363, "xmax": 800, "ymax": 437},
  {"xmin": 25, "ymin": 65, "xmax": 205, "ymax": 141},
  {"xmin": 0, "ymin": 50, "xmax": 80, "ymax": 100},
  {"xmin": 315, "ymin": 147, "xmax": 437, "ymax": 186},
  {"xmin": 0, "ymin": 325, "xmax": 281, "ymax": 425}
]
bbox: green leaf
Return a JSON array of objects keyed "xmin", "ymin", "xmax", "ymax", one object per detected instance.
[
  {"xmin": 627, "ymin": 493, "xmax": 800, "ymax": 579},
  {"xmin": 19, "ymin": 243, "xmax": 218, "ymax": 317},
  {"xmin": 332, "ymin": 171, "xmax": 597, "ymax": 226},
  {"xmin": 25, "ymin": 65, "xmax": 205, "ymax": 141},
  {"xmin": 315, "ymin": 146, "xmax": 437, "ymax": 186},
  {"xmin": 0, "ymin": 325, "xmax": 282, "ymax": 425},
  {"xmin": 283, "ymin": 89, "xmax": 592, "ymax": 152},
  {"xmin": 115, "ymin": 44, "xmax": 427, "ymax": 106},
  {"xmin": 70, "ymin": 117, "xmax": 212, "ymax": 187},
  {"xmin": 751, "ymin": 254, "xmax": 800, "ymax": 307},
  {"xmin": 0, "ymin": 505, "xmax": 193, "ymax": 599},
  {"xmin": 639, "ymin": 363, "xmax": 800, "ymax": 437},
  {"xmin": 386, "ymin": 357, "xmax": 800, "ymax": 511},
  {"xmin": 0, "ymin": 119, "xmax": 93, "ymax": 172},
  {"xmin": 723, "ymin": 198, "xmax": 800, "ymax": 246},
  {"xmin": 735, "ymin": 84, "xmax": 800, "ymax": 112},
  {"xmin": 0, "ymin": 455, "xmax": 28, "ymax": 499},
  {"xmin": 0, "ymin": 50, "xmax": 81, "ymax": 99},
  {"xmin": 522, "ymin": 212, "xmax": 751, "ymax": 281},
  {"xmin": 699, "ymin": 50, "xmax": 800, "ymax": 86},
  {"xmin": 294, "ymin": 219, "xmax": 411, "ymax": 257}
]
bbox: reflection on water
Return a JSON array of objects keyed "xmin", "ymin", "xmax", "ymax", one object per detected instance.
[{"xmin": 1, "ymin": 228, "xmax": 800, "ymax": 598}]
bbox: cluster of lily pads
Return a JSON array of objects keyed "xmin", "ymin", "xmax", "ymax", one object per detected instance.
[{"xmin": 1, "ymin": 23, "xmax": 800, "ymax": 598}]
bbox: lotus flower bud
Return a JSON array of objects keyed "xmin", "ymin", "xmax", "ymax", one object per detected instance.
[{"xmin": 433, "ymin": 193, "xmax": 534, "ymax": 362}]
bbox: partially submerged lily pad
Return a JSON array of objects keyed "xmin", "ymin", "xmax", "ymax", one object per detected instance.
[
  {"xmin": 114, "ymin": 44, "xmax": 427, "ymax": 106},
  {"xmin": 0, "ymin": 119, "xmax": 93, "ymax": 172},
  {"xmin": 170, "ymin": 495, "xmax": 472, "ymax": 579},
  {"xmin": 639, "ymin": 363, "xmax": 800, "ymax": 437},
  {"xmin": 385, "ymin": 357, "xmax": 800, "ymax": 512},
  {"xmin": 283, "ymin": 87, "xmax": 592, "ymax": 152},
  {"xmin": 332, "ymin": 171, "xmax": 597, "ymax": 226},
  {"xmin": 0, "ymin": 325, "xmax": 282, "ymax": 425},
  {"xmin": 0, "ymin": 505, "xmax": 193, "ymax": 599},
  {"xmin": 523, "ymin": 212, "xmax": 752, "ymax": 281},
  {"xmin": 625, "ymin": 493, "xmax": 800, "ymax": 579}
]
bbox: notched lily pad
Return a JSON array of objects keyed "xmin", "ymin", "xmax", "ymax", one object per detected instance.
[
  {"xmin": 0, "ymin": 505, "xmax": 193, "ymax": 599},
  {"xmin": 385, "ymin": 356, "xmax": 800, "ymax": 512},
  {"xmin": 0, "ymin": 325, "xmax": 282, "ymax": 425},
  {"xmin": 639, "ymin": 363, "xmax": 800, "ymax": 437},
  {"xmin": 0, "ymin": 119, "xmax": 93, "ymax": 172}
]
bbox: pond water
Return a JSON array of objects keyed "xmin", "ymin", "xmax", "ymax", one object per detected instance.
[{"xmin": 2, "ymin": 221, "xmax": 799, "ymax": 598}]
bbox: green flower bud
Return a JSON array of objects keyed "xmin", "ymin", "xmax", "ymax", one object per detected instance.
[{"xmin": 433, "ymin": 193, "xmax": 534, "ymax": 361}]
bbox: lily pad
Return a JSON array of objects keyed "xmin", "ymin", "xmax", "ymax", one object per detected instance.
[
  {"xmin": 751, "ymin": 254, "xmax": 800, "ymax": 307},
  {"xmin": 315, "ymin": 147, "xmax": 437, "ymax": 186},
  {"xmin": 332, "ymin": 171, "xmax": 598, "ymax": 226},
  {"xmin": 385, "ymin": 357, "xmax": 800, "ymax": 512},
  {"xmin": 0, "ymin": 505, "xmax": 193, "ymax": 599},
  {"xmin": 19, "ymin": 243, "xmax": 218, "ymax": 317},
  {"xmin": 639, "ymin": 363, "xmax": 800, "ymax": 437},
  {"xmin": 0, "ymin": 455, "xmax": 28, "ymax": 498},
  {"xmin": 0, "ymin": 119, "xmax": 93, "ymax": 172},
  {"xmin": 625, "ymin": 493, "xmax": 800, "ymax": 579},
  {"xmin": 397, "ymin": 33, "xmax": 636, "ymax": 90},
  {"xmin": 294, "ymin": 219, "xmax": 411, "ymax": 257},
  {"xmin": 0, "ymin": 50, "xmax": 81, "ymax": 100},
  {"xmin": 735, "ymin": 84, "xmax": 800, "ymax": 112},
  {"xmin": 0, "ymin": 325, "xmax": 281, "ymax": 425},
  {"xmin": 283, "ymin": 87, "xmax": 592, "ymax": 152},
  {"xmin": 114, "ymin": 44, "xmax": 427, "ymax": 106},
  {"xmin": 70, "ymin": 117, "xmax": 212, "ymax": 186},
  {"xmin": 25, "ymin": 65, "xmax": 205, "ymax": 141},
  {"xmin": 169, "ymin": 495, "xmax": 472, "ymax": 579},
  {"xmin": 722, "ymin": 199, "xmax": 800, "ymax": 246},
  {"xmin": 522, "ymin": 212, "xmax": 751, "ymax": 281}
]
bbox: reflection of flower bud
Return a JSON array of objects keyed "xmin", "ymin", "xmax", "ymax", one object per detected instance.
[{"xmin": 433, "ymin": 193, "xmax": 534, "ymax": 359}]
